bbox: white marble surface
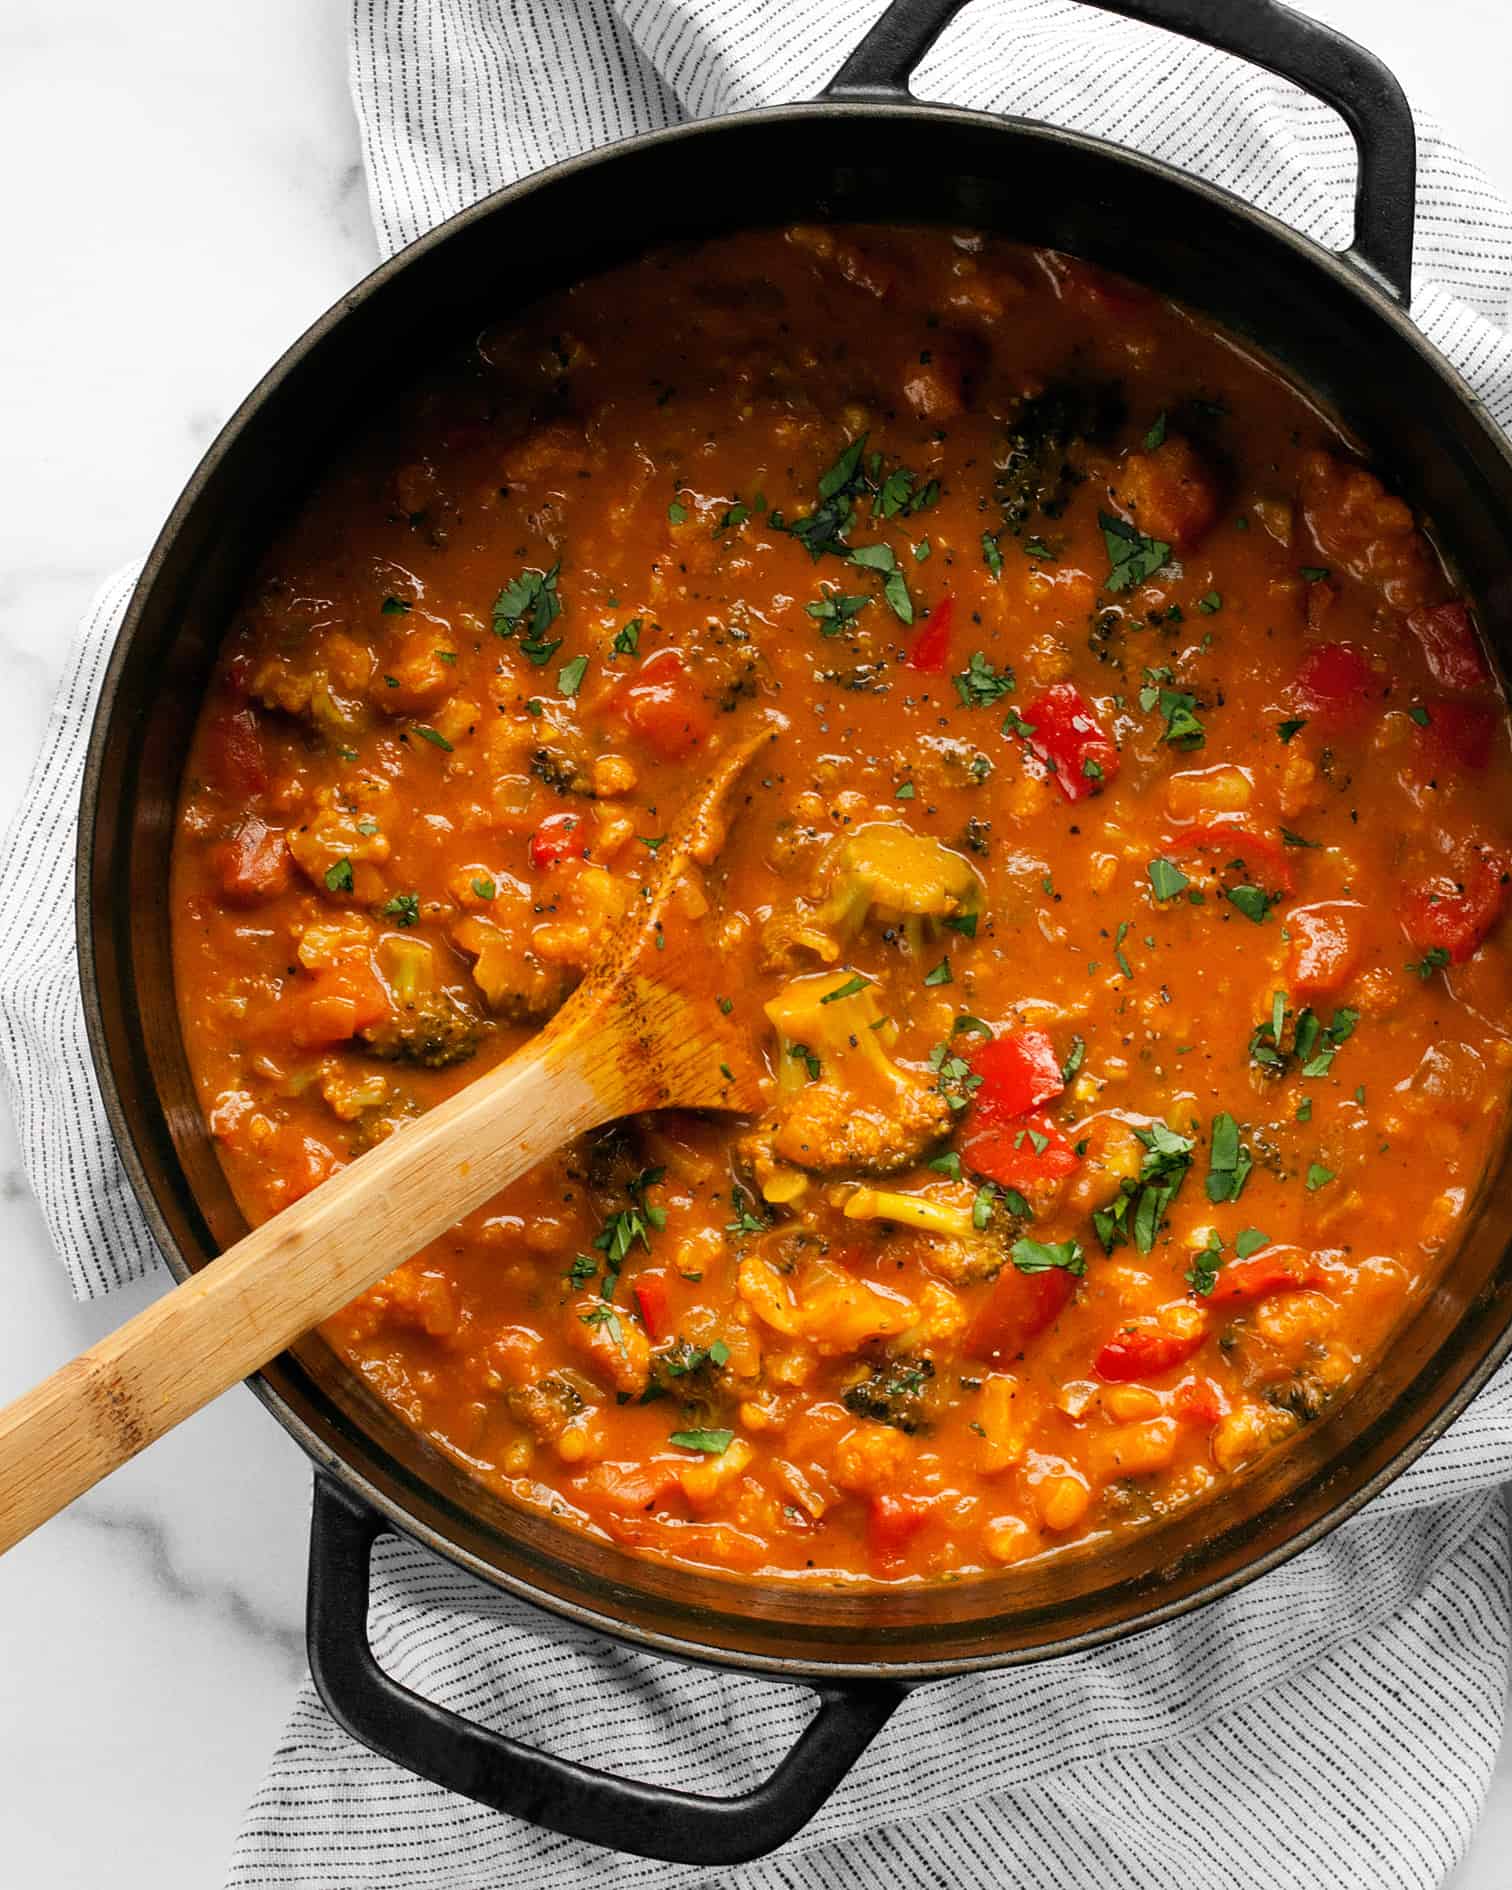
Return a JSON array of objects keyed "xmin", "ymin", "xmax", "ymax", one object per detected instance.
[{"xmin": 3, "ymin": 1, "xmax": 1512, "ymax": 1883}]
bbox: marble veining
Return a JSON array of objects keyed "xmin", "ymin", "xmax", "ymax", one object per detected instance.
[{"xmin": 3, "ymin": 1, "xmax": 1511, "ymax": 1884}]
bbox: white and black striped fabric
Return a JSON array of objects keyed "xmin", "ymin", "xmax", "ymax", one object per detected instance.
[{"xmin": 5, "ymin": 3, "xmax": 1512, "ymax": 1884}]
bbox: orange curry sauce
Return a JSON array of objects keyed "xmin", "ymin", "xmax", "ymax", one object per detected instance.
[{"xmin": 172, "ymin": 225, "xmax": 1512, "ymax": 1583}]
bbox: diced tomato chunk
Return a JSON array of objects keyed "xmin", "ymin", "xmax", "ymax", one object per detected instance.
[
  {"xmin": 1400, "ymin": 851, "xmax": 1512, "ymax": 965},
  {"xmin": 866, "ymin": 1493, "xmax": 931, "ymax": 1566},
  {"xmin": 1291, "ymin": 641, "xmax": 1381, "ymax": 725},
  {"xmin": 604, "ymin": 1512, "xmax": 765, "ymax": 1570},
  {"xmin": 1016, "ymin": 682, "xmax": 1119, "ymax": 801},
  {"xmin": 1285, "ymin": 901, "xmax": 1362, "ymax": 998},
  {"xmin": 965, "ymin": 1265, "xmax": 1075, "ymax": 1364},
  {"xmin": 1052, "ymin": 257, "xmax": 1154, "ymax": 316},
  {"xmin": 617, "ymin": 648, "xmax": 712, "ymax": 760},
  {"xmin": 276, "ymin": 1133, "xmax": 341, "ymax": 1205},
  {"xmin": 528, "ymin": 811, "xmax": 586, "ymax": 870},
  {"xmin": 632, "ymin": 1275, "xmax": 670, "ymax": 1341},
  {"xmin": 574, "ymin": 1460, "xmax": 682, "ymax": 1514},
  {"xmin": 969, "ymin": 1030, "xmax": 1064, "ymax": 1122},
  {"xmin": 1419, "ymin": 699, "xmax": 1498, "ymax": 773},
  {"xmin": 204, "ymin": 705, "xmax": 270, "ymax": 797},
  {"xmin": 961, "ymin": 1109, "xmax": 1080, "ymax": 1190},
  {"xmin": 905, "ymin": 595, "xmax": 954, "ymax": 672},
  {"xmin": 1172, "ymin": 1376, "xmax": 1225, "ymax": 1427},
  {"xmin": 1095, "ymin": 1312, "xmax": 1207, "ymax": 1382},
  {"xmin": 291, "ymin": 962, "xmax": 391, "ymax": 1048},
  {"xmin": 213, "ymin": 815, "xmax": 290, "ymax": 906},
  {"xmin": 1408, "ymin": 601, "xmax": 1489, "ymax": 692},
  {"xmin": 1169, "ymin": 820, "xmax": 1295, "ymax": 894},
  {"xmin": 1205, "ymin": 1248, "xmax": 1323, "ymax": 1305}
]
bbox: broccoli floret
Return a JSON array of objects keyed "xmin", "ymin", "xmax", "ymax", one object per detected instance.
[
  {"xmin": 747, "ymin": 971, "xmax": 950, "ymax": 1177},
  {"xmin": 1265, "ymin": 1370, "xmax": 1331, "ymax": 1423},
  {"xmin": 842, "ymin": 1355, "xmax": 935, "ymax": 1432},
  {"xmin": 842, "ymin": 1185, "xmax": 1026, "ymax": 1284},
  {"xmin": 360, "ymin": 934, "xmax": 485, "ymax": 1068},
  {"xmin": 362, "ymin": 992, "xmax": 482, "ymax": 1069},
  {"xmin": 763, "ymin": 822, "xmax": 982, "ymax": 970},
  {"xmin": 996, "ymin": 379, "xmax": 1125, "ymax": 528}
]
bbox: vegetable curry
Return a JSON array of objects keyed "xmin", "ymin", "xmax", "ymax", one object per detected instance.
[{"xmin": 172, "ymin": 225, "xmax": 1512, "ymax": 1583}]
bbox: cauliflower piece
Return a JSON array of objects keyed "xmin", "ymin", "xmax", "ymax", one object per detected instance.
[
  {"xmin": 287, "ymin": 777, "xmax": 395, "ymax": 901},
  {"xmin": 567, "ymin": 1294, "xmax": 652, "ymax": 1397},
  {"xmin": 452, "ymin": 914, "xmax": 571, "ymax": 1023},
  {"xmin": 736, "ymin": 1253, "xmax": 916, "ymax": 1355},
  {"xmin": 762, "ymin": 822, "xmax": 982, "ymax": 969},
  {"xmin": 747, "ymin": 970, "xmax": 951, "ymax": 1176}
]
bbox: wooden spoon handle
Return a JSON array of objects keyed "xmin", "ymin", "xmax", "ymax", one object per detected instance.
[{"xmin": 0, "ymin": 1024, "xmax": 608, "ymax": 1554}]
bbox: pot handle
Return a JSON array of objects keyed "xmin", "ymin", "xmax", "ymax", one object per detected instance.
[
  {"xmin": 304, "ymin": 1475, "xmax": 908, "ymax": 1865},
  {"xmin": 823, "ymin": 0, "xmax": 1416, "ymax": 306}
]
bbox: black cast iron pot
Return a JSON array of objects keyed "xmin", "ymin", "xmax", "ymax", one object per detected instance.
[{"xmin": 78, "ymin": 0, "xmax": 1512, "ymax": 1865}]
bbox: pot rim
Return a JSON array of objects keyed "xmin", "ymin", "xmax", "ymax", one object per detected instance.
[{"xmin": 76, "ymin": 95, "xmax": 1512, "ymax": 1682}]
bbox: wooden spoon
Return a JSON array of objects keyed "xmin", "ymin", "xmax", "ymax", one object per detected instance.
[{"xmin": 0, "ymin": 719, "xmax": 781, "ymax": 1554}]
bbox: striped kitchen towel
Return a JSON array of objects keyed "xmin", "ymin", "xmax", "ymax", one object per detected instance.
[{"xmin": 3, "ymin": 4, "xmax": 1512, "ymax": 1886}]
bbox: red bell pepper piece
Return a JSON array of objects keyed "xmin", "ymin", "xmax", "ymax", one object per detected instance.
[
  {"xmin": 213, "ymin": 815, "xmax": 290, "ymax": 906},
  {"xmin": 961, "ymin": 1109, "xmax": 1080, "ymax": 1191},
  {"xmin": 632, "ymin": 1275, "xmax": 670, "ymax": 1342},
  {"xmin": 1400, "ymin": 850, "xmax": 1512, "ymax": 964},
  {"xmin": 1291, "ymin": 640, "xmax": 1380, "ymax": 725},
  {"xmin": 1095, "ymin": 1313, "xmax": 1207, "ymax": 1382},
  {"xmin": 905, "ymin": 595, "xmax": 954, "ymax": 672},
  {"xmin": 969, "ymin": 1030, "xmax": 1064, "ymax": 1122},
  {"xmin": 1285, "ymin": 901, "xmax": 1362, "ymax": 998},
  {"xmin": 1418, "ymin": 699, "xmax": 1498, "ymax": 773},
  {"xmin": 1205, "ymin": 1248, "xmax": 1323, "ymax": 1306},
  {"xmin": 204, "ymin": 704, "xmax": 270, "ymax": 797},
  {"xmin": 965, "ymin": 1265, "xmax": 1075, "ymax": 1364},
  {"xmin": 1015, "ymin": 682, "xmax": 1119, "ymax": 800},
  {"xmin": 616, "ymin": 648, "xmax": 712, "ymax": 759},
  {"xmin": 1407, "ymin": 601, "xmax": 1489, "ymax": 692},
  {"xmin": 1168, "ymin": 820, "xmax": 1296, "ymax": 894},
  {"xmin": 866, "ymin": 1493, "xmax": 931, "ymax": 1566},
  {"xmin": 528, "ymin": 811, "xmax": 585, "ymax": 870}
]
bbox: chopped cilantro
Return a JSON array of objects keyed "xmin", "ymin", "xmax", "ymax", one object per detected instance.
[
  {"xmin": 492, "ymin": 564, "xmax": 561, "ymax": 644},
  {"xmin": 1148, "ymin": 856, "xmax": 1189, "ymax": 901},
  {"xmin": 413, "ymin": 724, "xmax": 454, "ymax": 751},
  {"xmin": 1205, "ymin": 1111, "xmax": 1254, "ymax": 1203},
  {"xmin": 557, "ymin": 653, "xmax": 588, "ymax": 698},
  {"xmin": 383, "ymin": 892, "xmax": 420, "ymax": 927},
  {"xmin": 669, "ymin": 1428, "xmax": 733, "ymax": 1455},
  {"xmin": 612, "ymin": 618, "xmax": 642, "ymax": 659},
  {"xmin": 1306, "ymin": 1162, "xmax": 1336, "ymax": 1192},
  {"xmin": 1011, "ymin": 1237, "xmax": 1086, "ymax": 1277},
  {"xmin": 805, "ymin": 589, "xmax": 872, "ymax": 634},
  {"xmin": 1099, "ymin": 510, "xmax": 1171, "ymax": 592},
  {"xmin": 1406, "ymin": 945, "xmax": 1451, "ymax": 980},
  {"xmin": 821, "ymin": 974, "xmax": 872, "ymax": 1004},
  {"xmin": 954, "ymin": 650, "xmax": 1015, "ymax": 708},
  {"xmin": 323, "ymin": 859, "xmax": 354, "ymax": 894},
  {"xmin": 1226, "ymin": 884, "xmax": 1274, "ymax": 924},
  {"xmin": 923, "ymin": 959, "xmax": 953, "ymax": 986}
]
